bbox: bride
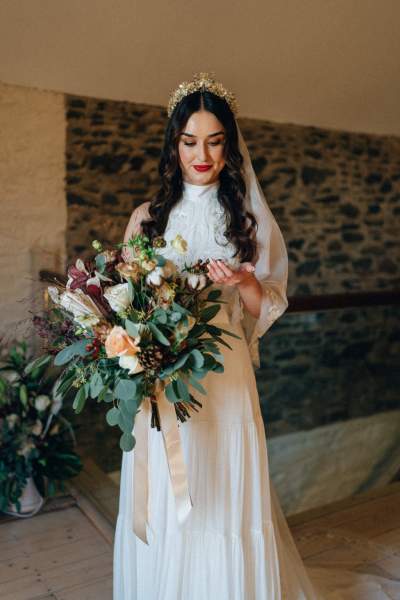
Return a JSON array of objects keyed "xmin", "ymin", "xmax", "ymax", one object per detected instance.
[{"xmin": 113, "ymin": 72, "xmax": 399, "ymax": 599}]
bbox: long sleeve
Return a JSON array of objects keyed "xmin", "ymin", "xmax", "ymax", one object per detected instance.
[{"xmin": 237, "ymin": 199, "xmax": 289, "ymax": 369}]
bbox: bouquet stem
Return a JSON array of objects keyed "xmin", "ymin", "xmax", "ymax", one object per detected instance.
[{"xmin": 149, "ymin": 395, "xmax": 203, "ymax": 430}]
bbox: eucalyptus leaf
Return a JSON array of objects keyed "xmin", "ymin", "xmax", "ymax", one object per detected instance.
[
  {"xmin": 120, "ymin": 395, "xmax": 139, "ymax": 416},
  {"xmin": 125, "ymin": 319, "xmax": 140, "ymax": 337},
  {"xmin": 155, "ymin": 254, "xmax": 166, "ymax": 267},
  {"xmin": 165, "ymin": 381, "xmax": 179, "ymax": 403},
  {"xmin": 54, "ymin": 339, "xmax": 91, "ymax": 366},
  {"xmin": 212, "ymin": 362, "xmax": 225, "ymax": 373},
  {"xmin": 188, "ymin": 376, "xmax": 207, "ymax": 395},
  {"xmin": 120, "ymin": 432, "xmax": 136, "ymax": 452},
  {"xmin": 190, "ymin": 368, "xmax": 207, "ymax": 380},
  {"xmin": 148, "ymin": 322, "xmax": 170, "ymax": 346},
  {"xmin": 127, "ymin": 279, "xmax": 135, "ymax": 302},
  {"xmin": 153, "ymin": 309, "xmax": 167, "ymax": 324},
  {"xmin": 89, "ymin": 371, "xmax": 103, "ymax": 398},
  {"xmin": 95, "ymin": 254, "xmax": 106, "ymax": 273},
  {"xmin": 169, "ymin": 311, "xmax": 182, "ymax": 322},
  {"xmin": 176, "ymin": 378, "xmax": 190, "ymax": 402},
  {"xmin": 106, "ymin": 406, "xmax": 120, "ymax": 426},
  {"xmin": 97, "ymin": 386, "xmax": 111, "ymax": 403},
  {"xmin": 118, "ymin": 408, "xmax": 135, "ymax": 434},
  {"xmin": 171, "ymin": 301, "xmax": 190, "ymax": 315},
  {"xmin": 190, "ymin": 349, "xmax": 204, "ymax": 369},
  {"xmin": 115, "ymin": 379, "xmax": 137, "ymax": 401},
  {"xmin": 72, "ymin": 384, "xmax": 88, "ymax": 414}
]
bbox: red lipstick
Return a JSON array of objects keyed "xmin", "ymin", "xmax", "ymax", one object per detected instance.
[{"xmin": 194, "ymin": 165, "xmax": 212, "ymax": 172}]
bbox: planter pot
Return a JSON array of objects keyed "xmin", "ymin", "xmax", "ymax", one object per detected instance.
[{"xmin": 3, "ymin": 476, "xmax": 45, "ymax": 518}]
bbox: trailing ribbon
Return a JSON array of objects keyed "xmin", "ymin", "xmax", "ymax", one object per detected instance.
[
  {"xmin": 131, "ymin": 301, "xmax": 232, "ymax": 544},
  {"xmin": 132, "ymin": 378, "xmax": 193, "ymax": 545}
]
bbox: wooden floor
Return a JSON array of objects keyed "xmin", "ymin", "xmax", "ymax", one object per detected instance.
[
  {"xmin": 1, "ymin": 470, "xmax": 399, "ymax": 599},
  {"xmin": 288, "ymin": 481, "xmax": 400, "ymax": 581},
  {"xmin": 0, "ymin": 495, "xmax": 113, "ymax": 600}
]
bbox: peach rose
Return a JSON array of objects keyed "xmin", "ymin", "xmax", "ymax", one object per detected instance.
[{"xmin": 104, "ymin": 326, "xmax": 141, "ymax": 359}]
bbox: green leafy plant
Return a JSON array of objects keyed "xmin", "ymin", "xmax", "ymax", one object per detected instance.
[{"xmin": 0, "ymin": 341, "xmax": 82, "ymax": 513}]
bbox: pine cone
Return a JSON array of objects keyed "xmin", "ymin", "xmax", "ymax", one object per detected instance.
[{"xmin": 139, "ymin": 346, "xmax": 164, "ymax": 372}]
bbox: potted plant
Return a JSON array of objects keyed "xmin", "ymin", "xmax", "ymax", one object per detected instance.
[{"xmin": 0, "ymin": 340, "xmax": 82, "ymax": 517}]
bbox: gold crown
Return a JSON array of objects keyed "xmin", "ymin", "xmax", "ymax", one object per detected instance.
[{"xmin": 167, "ymin": 71, "xmax": 239, "ymax": 118}]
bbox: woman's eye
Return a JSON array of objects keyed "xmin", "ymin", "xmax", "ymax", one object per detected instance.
[{"xmin": 183, "ymin": 141, "xmax": 222, "ymax": 147}]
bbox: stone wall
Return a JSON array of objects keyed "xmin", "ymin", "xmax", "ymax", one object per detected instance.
[
  {"xmin": 65, "ymin": 94, "xmax": 400, "ymax": 296},
  {"xmin": 65, "ymin": 92, "xmax": 400, "ymax": 435},
  {"xmin": 62, "ymin": 91, "xmax": 400, "ymax": 512}
]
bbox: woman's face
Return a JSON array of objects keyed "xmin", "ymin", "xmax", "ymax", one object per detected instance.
[{"xmin": 178, "ymin": 110, "xmax": 226, "ymax": 185}]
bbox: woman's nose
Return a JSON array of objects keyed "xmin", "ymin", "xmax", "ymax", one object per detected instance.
[{"xmin": 197, "ymin": 143, "xmax": 210, "ymax": 162}]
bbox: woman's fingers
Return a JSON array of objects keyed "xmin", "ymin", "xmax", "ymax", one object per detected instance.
[{"xmin": 209, "ymin": 259, "xmax": 230, "ymax": 281}]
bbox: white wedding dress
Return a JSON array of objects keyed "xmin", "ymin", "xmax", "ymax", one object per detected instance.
[{"xmin": 113, "ymin": 180, "xmax": 400, "ymax": 599}]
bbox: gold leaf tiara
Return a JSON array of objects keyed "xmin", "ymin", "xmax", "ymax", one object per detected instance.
[{"xmin": 167, "ymin": 71, "xmax": 239, "ymax": 118}]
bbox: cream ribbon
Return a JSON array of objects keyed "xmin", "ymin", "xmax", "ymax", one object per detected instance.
[
  {"xmin": 132, "ymin": 378, "xmax": 193, "ymax": 544},
  {"xmin": 131, "ymin": 301, "xmax": 232, "ymax": 545}
]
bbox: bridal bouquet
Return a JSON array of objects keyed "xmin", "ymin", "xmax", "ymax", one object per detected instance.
[{"xmin": 34, "ymin": 232, "xmax": 240, "ymax": 451}]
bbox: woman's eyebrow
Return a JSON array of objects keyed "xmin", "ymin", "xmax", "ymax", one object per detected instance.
[{"xmin": 181, "ymin": 130, "xmax": 225, "ymax": 138}]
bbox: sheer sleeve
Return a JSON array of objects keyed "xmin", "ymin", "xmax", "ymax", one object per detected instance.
[
  {"xmin": 238, "ymin": 199, "xmax": 289, "ymax": 369},
  {"xmin": 122, "ymin": 201, "xmax": 151, "ymax": 262}
]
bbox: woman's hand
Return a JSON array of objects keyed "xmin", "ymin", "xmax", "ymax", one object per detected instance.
[
  {"xmin": 206, "ymin": 259, "xmax": 256, "ymax": 286},
  {"xmin": 207, "ymin": 258, "xmax": 262, "ymax": 319}
]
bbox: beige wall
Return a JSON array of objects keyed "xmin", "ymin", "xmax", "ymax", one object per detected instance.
[
  {"xmin": 0, "ymin": 1, "xmax": 399, "ymax": 136},
  {"xmin": 0, "ymin": 81, "xmax": 67, "ymax": 344}
]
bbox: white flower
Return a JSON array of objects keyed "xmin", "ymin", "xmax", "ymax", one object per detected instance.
[
  {"xmin": 187, "ymin": 273, "xmax": 207, "ymax": 290},
  {"xmin": 59, "ymin": 289, "xmax": 103, "ymax": 325},
  {"xmin": 31, "ymin": 419, "xmax": 43, "ymax": 436},
  {"xmin": 47, "ymin": 286, "xmax": 60, "ymax": 304},
  {"xmin": 146, "ymin": 266, "xmax": 165, "ymax": 286},
  {"xmin": 6, "ymin": 414, "xmax": 19, "ymax": 429},
  {"xmin": 1, "ymin": 370, "xmax": 20, "ymax": 384},
  {"xmin": 35, "ymin": 394, "xmax": 51, "ymax": 412},
  {"xmin": 103, "ymin": 283, "xmax": 130, "ymax": 313},
  {"xmin": 118, "ymin": 354, "xmax": 144, "ymax": 375}
]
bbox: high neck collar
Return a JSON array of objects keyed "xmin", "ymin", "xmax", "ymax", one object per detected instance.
[{"xmin": 182, "ymin": 179, "xmax": 220, "ymax": 201}]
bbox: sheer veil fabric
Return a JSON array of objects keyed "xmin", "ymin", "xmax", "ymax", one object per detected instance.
[
  {"xmin": 235, "ymin": 120, "xmax": 400, "ymax": 598},
  {"xmin": 113, "ymin": 119, "xmax": 400, "ymax": 599},
  {"xmin": 235, "ymin": 121, "xmax": 289, "ymax": 369}
]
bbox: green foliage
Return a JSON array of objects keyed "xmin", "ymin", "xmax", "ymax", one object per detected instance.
[
  {"xmin": 0, "ymin": 341, "xmax": 82, "ymax": 512},
  {"xmin": 54, "ymin": 339, "xmax": 92, "ymax": 366}
]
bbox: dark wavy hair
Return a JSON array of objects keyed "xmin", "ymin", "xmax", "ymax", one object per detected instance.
[{"xmin": 140, "ymin": 90, "xmax": 258, "ymax": 262}]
